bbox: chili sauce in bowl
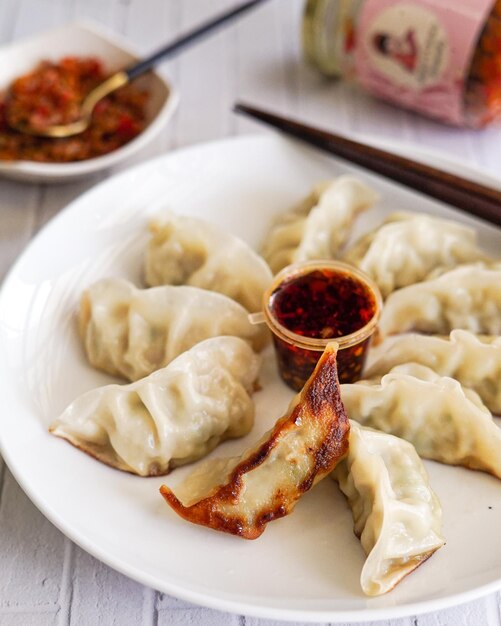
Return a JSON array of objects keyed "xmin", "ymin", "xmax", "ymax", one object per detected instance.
[
  {"xmin": 263, "ymin": 260, "xmax": 382, "ymax": 391},
  {"xmin": 0, "ymin": 22, "xmax": 177, "ymax": 183},
  {"xmin": 0, "ymin": 57, "xmax": 148, "ymax": 163}
]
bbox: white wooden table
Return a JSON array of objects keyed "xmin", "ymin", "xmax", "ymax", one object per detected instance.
[{"xmin": 1, "ymin": 1, "xmax": 500, "ymax": 624}]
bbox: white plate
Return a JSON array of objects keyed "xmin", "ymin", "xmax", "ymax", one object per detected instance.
[
  {"xmin": 0, "ymin": 21, "xmax": 178, "ymax": 183},
  {"xmin": 0, "ymin": 134, "xmax": 500, "ymax": 623}
]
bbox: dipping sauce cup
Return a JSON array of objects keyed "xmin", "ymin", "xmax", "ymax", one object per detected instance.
[{"xmin": 262, "ymin": 260, "xmax": 382, "ymax": 391}]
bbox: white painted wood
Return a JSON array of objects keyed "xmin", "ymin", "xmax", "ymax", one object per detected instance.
[
  {"xmin": 11, "ymin": 0, "xmax": 72, "ymax": 40},
  {"xmin": 0, "ymin": 470, "xmax": 64, "ymax": 611},
  {"xmin": 244, "ymin": 617, "xmax": 332, "ymax": 626},
  {"xmin": 0, "ymin": 1, "xmax": 500, "ymax": 624},
  {"xmin": 496, "ymin": 593, "xmax": 501, "ymax": 622},
  {"xmin": 174, "ymin": 0, "xmax": 239, "ymax": 146},
  {"xmin": 0, "ymin": 180, "xmax": 38, "ymax": 281},
  {"xmin": 157, "ymin": 608, "xmax": 240, "ymax": 626},
  {"xmin": 67, "ymin": 544, "xmax": 147, "ymax": 626},
  {"xmin": 244, "ymin": 617, "xmax": 414, "ymax": 626},
  {"xmin": 0, "ymin": 614, "xmax": 59, "ymax": 626},
  {"xmin": 415, "ymin": 598, "xmax": 495, "ymax": 626},
  {"xmin": 156, "ymin": 592, "xmax": 196, "ymax": 612},
  {"xmin": 0, "ymin": 0, "xmax": 21, "ymax": 44}
]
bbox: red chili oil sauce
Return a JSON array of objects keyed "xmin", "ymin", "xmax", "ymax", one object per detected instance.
[
  {"xmin": 0, "ymin": 57, "xmax": 148, "ymax": 163},
  {"xmin": 267, "ymin": 266, "xmax": 379, "ymax": 391}
]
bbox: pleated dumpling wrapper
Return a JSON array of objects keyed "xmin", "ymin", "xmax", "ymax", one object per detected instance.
[
  {"xmin": 341, "ymin": 363, "xmax": 501, "ymax": 479},
  {"xmin": 50, "ymin": 337, "xmax": 261, "ymax": 477},
  {"xmin": 378, "ymin": 265, "xmax": 501, "ymax": 339},
  {"xmin": 144, "ymin": 213, "xmax": 272, "ymax": 313},
  {"xmin": 343, "ymin": 212, "xmax": 486, "ymax": 298},
  {"xmin": 332, "ymin": 421, "xmax": 444, "ymax": 596},
  {"xmin": 365, "ymin": 329, "xmax": 501, "ymax": 415},
  {"xmin": 80, "ymin": 278, "xmax": 268, "ymax": 382},
  {"xmin": 261, "ymin": 176, "xmax": 377, "ymax": 274},
  {"xmin": 160, "ymin": 342, "xmax": 350, "ymax": 539}
]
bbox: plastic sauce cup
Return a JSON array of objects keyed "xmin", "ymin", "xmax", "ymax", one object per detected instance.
[{"xmin": 260, "ymin": 260, "xmax": 382, "ymax": 391}]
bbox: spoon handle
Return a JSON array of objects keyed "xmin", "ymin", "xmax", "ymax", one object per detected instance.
[{"xmin": 125, "ymin": 0, "xmax": 269, "ymax": 81}]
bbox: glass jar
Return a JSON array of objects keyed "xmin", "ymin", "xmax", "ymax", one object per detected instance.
[{"xmin": 303, "ymin": 0, "xmax": 501, "ymax": 128}]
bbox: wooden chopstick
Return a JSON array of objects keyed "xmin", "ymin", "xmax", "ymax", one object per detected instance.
[{"xmin": 234, "ymin": 102, "xmax": 501, "ymax": 228}]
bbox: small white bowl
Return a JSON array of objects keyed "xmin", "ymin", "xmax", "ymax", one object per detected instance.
[{"xmin": 0, "ymin": 21, "xmax": 179, "ymax": 183}]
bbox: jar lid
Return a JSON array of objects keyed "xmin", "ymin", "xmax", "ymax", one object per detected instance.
[{"xmin": 303, "ymin": 0, "xmax": 362, "ymax": 77}]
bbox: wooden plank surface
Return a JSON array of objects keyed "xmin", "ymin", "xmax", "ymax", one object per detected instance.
[{"xmin": 0, "ymin": 1, "xmax": 500, "ymax": 624}]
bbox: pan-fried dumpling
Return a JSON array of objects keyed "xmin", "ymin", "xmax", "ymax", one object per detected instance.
[
  {"xmin": 144, "ymin": 213, "xmax": 272, "ymax": 312},
  {"xmin": 50, "ymin": 337, "xmax": 261, "ymax": 477},
  {"xmin": 366, "ymin": 330, "xmax": 501, "ymax": 414},
  {"xmin": 160, "ymin": 342, "xmax": 350, "ymax": 539},
  {"xmin": 378, "ymin": 266, "xmax": 501, "ymax": 339},
  {"xmin": 343, "ymin": 212, "xmax": 486, "ymax": 298},
  {"xmin": 261, "ymin": 176, "xmax": 377, "ymax": 274},
  {"xmin": 341, "ymin": 363, "xmax": 501, "ymax": 479},
  {"xmin": 332, "ymin": 421, "xmax": 444, "ymax": 596},
  {"xmin": 80, "ymin": 278, "xmax": 267, "ymax": 381}
]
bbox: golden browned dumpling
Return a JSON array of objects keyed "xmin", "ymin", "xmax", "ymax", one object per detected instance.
[{"xmin": 160, "ymin": 342, "xmax": 350, "ymax": 539}]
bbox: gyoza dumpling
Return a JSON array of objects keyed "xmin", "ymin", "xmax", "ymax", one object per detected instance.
[
  {"xmin": 341, "ymin": 363, "xmax": 501, "ymax": 479},
  {"xmin": 160, "ymin": 342, "xmax": 350, "ymax": 539},
  {"xmin": 80, "ymin": 278, "xmax": 267, "ymax": 381},
  {"xmin": 425, "ymin": 259, "xmax": 501, "ymax": 281},
  {"xmin": 261, "ymin": 176, "xmax": 377, "ymax": 274},
  {"xmin": 366, "ymin": 330, "xmax": 501, "ymax": 414},
  {"xmin": 144, "ymin": 213, "xmax": 272, "ymax": 312},
  {"xmin": 378, "ymin": 266, "xmax": 501, "ymax": 339},
  {"xmin": 332, "ymin": 421, "xmax": 444, "ymax": 596},
  {"xmin": 343, "ymin": 212, "xmax": 486, "ymax": 298},
  {"xmin": 50, "ymin": 337, "xmax": 261, "ymax": 477}
]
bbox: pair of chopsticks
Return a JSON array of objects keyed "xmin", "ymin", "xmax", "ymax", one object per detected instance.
[{"xmin": 234, "ymin": 103, "xmax": 501, "ymax": 228}]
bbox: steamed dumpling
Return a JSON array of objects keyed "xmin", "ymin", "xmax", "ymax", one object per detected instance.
[
  {"xmin": 424, "ymin": 259, "xmax": 501, "ymax": 281},
  {"xmin": 50, "ymin": 337, "xmax": 261, "ymax": 477},
  {"xmin": 343, "ymin": 212, "xmax": 486, "ymax": 298},
  {"xmin": 144, "ymin": 213, "xmax": 272, "ymax": 312},
  {"xmin": 366, "ymin": 330, "xmax": 501, "ymax": 414},
  {"xmin": 160, "ymin": 342, "xmax": 350, "ymax": 539},
  {"xmin": 378, "ymin": 266, "xmax": 501, "ymax": 339},
  {"xmin": 261, "ymin": 176, "xmax": 377, "ymax": 274},
  {"xmin": 341, "ymin": 363, "xmax": 501, "ymax": 479},
  {"xmin": 332, "ymin": 421, "xmax": 444, "ymax": 596},
  {"xmin": 80, "ymin": 278, "xmax": 267, "ymax": 381}
]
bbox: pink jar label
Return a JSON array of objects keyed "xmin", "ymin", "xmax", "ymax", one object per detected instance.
[{"xmin": 354, "ymin": 0, "xmax": 494, "ymax": 124}]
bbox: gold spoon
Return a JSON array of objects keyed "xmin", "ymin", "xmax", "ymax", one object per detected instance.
[{"xmin": 9, "ymin": 0, "xmax": 268, "ymax": 138}]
